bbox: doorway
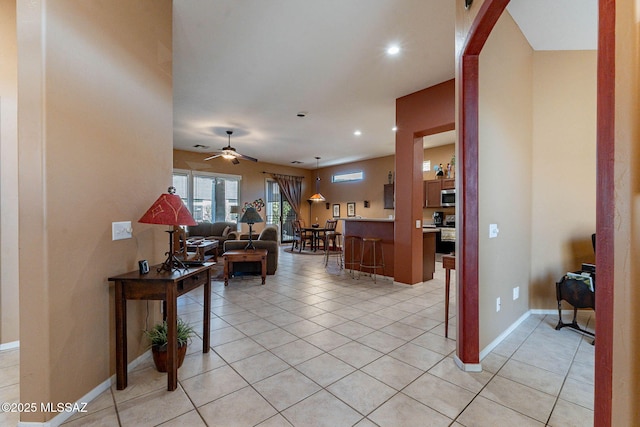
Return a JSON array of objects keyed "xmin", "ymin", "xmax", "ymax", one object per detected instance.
[{"xmin": 266, "ymin": 179, "xmax": 295, "ymax": 243}]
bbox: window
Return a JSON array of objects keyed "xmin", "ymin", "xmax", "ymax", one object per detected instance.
[
  {"xmin": 423, "ymin": 160, "xmax": 431, "ymax": 172},
  {"xmin": 332, "ymin": 171, "xmax": 363, "ymax": 183},
  {"xmin": 172, "ymin": 169, "xmax": 241, "ymax": 223}
]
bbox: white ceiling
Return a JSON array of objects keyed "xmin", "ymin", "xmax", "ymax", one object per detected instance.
[
  {"xmin": 173, "ymin": 1, "xmax": 596, "ymax": 169},
  {"xmin": 507, "ymin": 0, "xmax": 598, "ymax": 51}
]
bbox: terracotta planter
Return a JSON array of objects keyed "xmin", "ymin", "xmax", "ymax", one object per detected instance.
[{"xmin": 151, "ymin": 344, "xmax": 188, "ymax": 373}]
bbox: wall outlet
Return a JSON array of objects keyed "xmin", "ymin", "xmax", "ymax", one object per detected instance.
[
  {"xmin": 496, "ymin": 297, "xmax": 501, "ymax": 312},
  {"xmin": 513, "ymin": 286, "xmax": 520, "ymax": 300},
  {"xmin": 489, "ymin": 223, "xmax": 499, "ymax": 238},
  {"xmin": 416, "ymin": 219, "xmax": 421, "ymax": 229},
  {"xmin": 112, "ymin": 221, "xmax": 132, "ymax": 240}
]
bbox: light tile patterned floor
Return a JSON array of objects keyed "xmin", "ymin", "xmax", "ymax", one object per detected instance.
[{"xmin": 0, "ymin": 246, "xmax": 595, "ymax": 426}]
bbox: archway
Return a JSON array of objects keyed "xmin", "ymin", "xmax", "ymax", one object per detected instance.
[{"xmin": 458, "ymin": 0, "xmax": 614, "ymax": 425}]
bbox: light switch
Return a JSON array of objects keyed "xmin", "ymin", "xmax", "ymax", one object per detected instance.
[
  {"xmin": 112, "ymin": 221, "xmax": 133, "ymax": 240},
  {"xmin": 489, "ymin": 223, "xmax": 499, "ymax": 238},
  {"xmin": 416, "ymin": 220, "xmax": 421, "ymax": 229}
]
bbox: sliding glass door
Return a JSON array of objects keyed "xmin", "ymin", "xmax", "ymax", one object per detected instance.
[{"xmin": 266, "ymin": 179, "xmax": 295, "ymax": 242}]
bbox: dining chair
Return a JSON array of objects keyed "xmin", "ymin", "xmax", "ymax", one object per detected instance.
[{"xmin": 292, "ymin": 220, "xmax": 312, "ymax": 252}]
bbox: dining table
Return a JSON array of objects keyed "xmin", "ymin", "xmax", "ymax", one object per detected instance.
[{"xmin": 302, "ymin": 227, "xmax": 327, "ymax": 251}]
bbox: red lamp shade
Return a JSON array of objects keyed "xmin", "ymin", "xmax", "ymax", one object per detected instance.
[
  {"xmin": 139, "ymin": 187, "xmax": 197, "ymax": 273},
  {"xmin": 139, "ymin": 188, "xmax": 197, "ymax": 226}
]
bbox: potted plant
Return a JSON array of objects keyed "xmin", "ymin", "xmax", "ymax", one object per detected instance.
[{"xmin": 144, "ymin": 318, "xmax": 194, "ymax": 372}]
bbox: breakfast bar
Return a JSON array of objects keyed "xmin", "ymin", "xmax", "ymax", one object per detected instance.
[{"xmin": 342, "ymin": 218, "xmax": 438, "ymax": 282}]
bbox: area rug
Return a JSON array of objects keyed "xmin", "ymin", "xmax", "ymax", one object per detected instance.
[{"xmin": 283, "ymin": 247, "xmax": 324, "ymax": 256}]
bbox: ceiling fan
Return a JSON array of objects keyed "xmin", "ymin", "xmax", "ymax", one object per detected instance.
[{"xmin": 204, "ymin": 130, "xmax": 258, "ymax": 164}]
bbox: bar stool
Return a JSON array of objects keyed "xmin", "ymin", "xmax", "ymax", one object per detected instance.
[
  {"xmin": 343, "ymin": 235, "xmax": 362, "ymax": 278},
  {"xmin": 324, "ymin": 232, "xmax": 343, "ymax": 269},
  {"xmin": 359, "ymin": 237, "xmax": 385, "ymax": 282}
]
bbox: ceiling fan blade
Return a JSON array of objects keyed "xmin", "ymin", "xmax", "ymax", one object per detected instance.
[
  {"xmin": 231, "ymin": 158, "xmax": 240, "ymax": 165},
  {"xmin": 236, "ymin": 153, "xmax": 258, "ymax": 162},
  {"xmin": 203, "ymin": 153, "xmax": 222, "ymax": 161}
]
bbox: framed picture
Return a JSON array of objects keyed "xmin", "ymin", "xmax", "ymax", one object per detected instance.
[
  {"xmin": 333, "ymin": 204, "xmax": 340, "ymax": 218},
  {"xmin": 347, "ymin": 202, "xmax": 356, "ymax": 217}
]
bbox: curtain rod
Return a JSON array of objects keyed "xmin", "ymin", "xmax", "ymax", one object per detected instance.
[{"xmin": 262, "ymin": 171, "xmax": 305, "ymax": 179}]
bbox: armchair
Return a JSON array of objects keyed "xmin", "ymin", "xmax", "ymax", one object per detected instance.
[{"xmin": 223, "ymin": 226, "xmax": 279, "ymax": 274}]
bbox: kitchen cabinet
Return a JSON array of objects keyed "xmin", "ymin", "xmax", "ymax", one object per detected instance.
[
  {"xmin": 424, "ymin": 180, "xmax": 442, "ymax": 208},
  {"xmin": 383, "ymin": 184, "xmax": 394, "ymax": 209},
  {"xmin": 441, "ymin": 179, "xmax": 455, "ymax": 189},
  {"xmin": 423, "ymin": 178, "xmax": 455, "ymax": 208}
]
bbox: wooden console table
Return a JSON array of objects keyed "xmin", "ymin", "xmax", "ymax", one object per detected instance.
[
  {"xmin": 109, "ymin": 263, "xmax": 212, "ymax": 391},
  {"xmin": 223, "ymin": 249, "xmax": 267, "ymax": 286},
  {"xmin": 442, "ymin": 255, "xmax": 455, "ymax": 338}
]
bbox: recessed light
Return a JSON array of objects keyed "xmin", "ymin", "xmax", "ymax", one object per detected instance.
[
  {"xmin": 193, "ymin": 144, "xmax": 209, "ymax": 149},
  {"xmin": 354, "ymin": 130, "xmax": 362, "ymax": 136},
  {"xmin": 291, "ymin": 160, "xmax": 303, "ymax": 164},
  {"xmin": 386, "ymin": 45, "xmax": 400, "ymax": 56}
]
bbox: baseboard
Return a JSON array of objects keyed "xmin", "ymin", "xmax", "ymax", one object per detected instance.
[
  {"xmin": 18, "ymin": 349, "xmax": 151, "ymax": 427},
  {"xmin": 479, "ymin": 310, "xmax": 532, "ymax": 361},
  {"xmin": 530, "ymin": 309, "xmax": 556, "ymax": 315},
  {"xmin": 0, "ymin": 340, "xmax": 19, "ymax": 351},
  {"xmin": 454, "ymin": 354, "xmax": 482, "ymax": 372}
]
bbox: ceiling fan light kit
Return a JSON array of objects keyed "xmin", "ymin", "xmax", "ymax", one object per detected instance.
[{"xmin": 203, "ymin": 130, "xmax": 257, "ymax": 164}]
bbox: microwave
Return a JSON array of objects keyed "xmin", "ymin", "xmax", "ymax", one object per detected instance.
[{"xmin": 441, "ymin": 189, "xmax": 455, "ymax": 207}]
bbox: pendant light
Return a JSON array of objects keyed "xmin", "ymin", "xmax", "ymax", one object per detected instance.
[{"xmin": 308, "ymin": 156, "xmax": 326, "ymax": 202}]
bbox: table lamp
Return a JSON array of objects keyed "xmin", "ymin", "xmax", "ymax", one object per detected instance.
[
  {"xmin": 139, "ymin": 186, "xmax": 197, "ymax": 272},
  {"xmin": 239, "ymin": 206, "xmax": 263, "ymax": 250}
]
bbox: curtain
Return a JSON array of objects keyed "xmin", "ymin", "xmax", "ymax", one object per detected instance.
[{"xmin": 270, "ymin": 173, "xmax": 303, "ymax": 219}]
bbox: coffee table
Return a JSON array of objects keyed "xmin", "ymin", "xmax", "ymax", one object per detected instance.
[
  {"xmin": 223, "ymin": 249, "xmax": 268, "ymax": 286},
  {"xmin": 186, "ymin": 239, "xmax": 219, "ymax": 262}
]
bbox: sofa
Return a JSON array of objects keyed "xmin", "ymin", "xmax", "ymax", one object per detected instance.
[
  {"xmin": 187, "ymin": 221, "xmax": 237, "ymax": 254},
  {"xmin": 223, "ymin": 226, "xmax": 279, "ymax": 275}
]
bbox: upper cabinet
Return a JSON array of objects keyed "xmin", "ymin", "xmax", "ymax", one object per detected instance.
[
  {"xmin": 424, "ymin": 179, "xmax": 455, "ymax": 208},
  {"xmin": 441, "ymin": 179, "xmax": 455, "ymax": 190}
]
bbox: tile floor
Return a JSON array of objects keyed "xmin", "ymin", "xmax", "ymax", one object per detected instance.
[{"xmin": 0, "ymin": 246, "xmax": 595, "ymax": 427}]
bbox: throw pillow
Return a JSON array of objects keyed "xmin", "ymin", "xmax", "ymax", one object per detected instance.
[{"xmin": 222, "ymin": 226, "xmax": 231, "ymax": 237}]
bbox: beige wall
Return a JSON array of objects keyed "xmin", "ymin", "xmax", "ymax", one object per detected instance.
[
  {"xmin": 613, "ymin": 0, "xmax": 640, "ymax": 423},
  {"xmin": 312, "ymin": 156, "xmax": 396, "ymax": 232},
  {"xmin": 478, "ymin": 11, "xmax": 533, "ymax": 348},
  {"xmin": 18, "ymin": 0, "xmax": 172, "ymax": 421},
  {"xmin": 530, "ymin": 51, "xmax": 597, "ymax": 308},
  {"xmin": 422, "ymin": 143, "xmax": 456, "ymax": 182},
  {"xmin": 0, "ymin": 0, "xmax": 19, "ymax": 345},
  {"xmin": 173, "ymin": 149, "xmax": 314, "ymax": 235}
]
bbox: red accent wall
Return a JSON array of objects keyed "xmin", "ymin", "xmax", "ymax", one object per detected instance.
[{"xmin": 395, "ymin": 80, "xmax": 455, "ymax": 285}]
